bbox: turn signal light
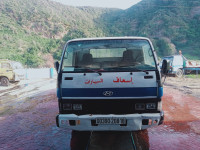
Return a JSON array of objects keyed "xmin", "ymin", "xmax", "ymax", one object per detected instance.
[
  {"xmin": 135, "ymin": 103, "xmax": 145, "ymax": 110},
  {"xmin": 63, "ymin": 103, "xmax": 72, "ymax": 110}
]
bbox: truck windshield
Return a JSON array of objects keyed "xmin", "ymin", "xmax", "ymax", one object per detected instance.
[
  {"xmin": 62, "ymin": 39, "xmax": 156, "ymax": 72},
  {"xmin": 11, "ymin": 62, "xmax": 24, "ymax": 69}
]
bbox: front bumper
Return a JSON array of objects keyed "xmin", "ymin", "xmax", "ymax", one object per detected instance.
[
  {"xmin": 56, "ymin": 111, "xmax": 164, "ymax": 131},
  {"xmin": 15, "ymin": 74, "xmax": 25, "ymax": 81}
]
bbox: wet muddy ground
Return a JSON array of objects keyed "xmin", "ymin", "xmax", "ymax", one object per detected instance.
[
  {"xmin": 0, "ymin": 78, "xmax": 200, "ymax": 150},
  {"xmin": 164, "ymin": 76, "xmax": 200, "ymax": 98},
  {"xmin": 147, "ymin": 87, "xmax": 200, "ymax": 150}
]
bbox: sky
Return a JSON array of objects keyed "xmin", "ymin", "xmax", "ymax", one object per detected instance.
[{"xmin": 52, "ymin": 0, "xmax": 142, "ymax": 9}]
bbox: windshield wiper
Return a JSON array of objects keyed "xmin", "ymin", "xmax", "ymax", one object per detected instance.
[
  {"xmin": 85, "ymin": 68, "xmax": 103, "ymax": 76},
  {"xmin": 104, "ymin": 66, "xmax": 154, "ymax": 74},
  {"xmin": 130, "ymin": 68, "xmax": 150, "ymax": 74},
  {"xmin": 72, "ymin": 66, "xmax": 102, "ymax": 76}
]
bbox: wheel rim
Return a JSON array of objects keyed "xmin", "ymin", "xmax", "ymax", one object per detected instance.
[
  {"xmin": 176, "ymin": 69, "xmax": 183, "ymax": 77},
  {"xmin": 1, "ymin": 78, "xmax": 8, "ymax": 85}
]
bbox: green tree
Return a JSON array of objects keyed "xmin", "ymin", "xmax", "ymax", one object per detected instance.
[{"xmin": 23, "ymin": 47, "xmax": 42, "ymax": 67}]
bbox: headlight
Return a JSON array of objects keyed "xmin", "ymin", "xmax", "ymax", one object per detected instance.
[
  {"xmin": 146, "ymin": 103, "xmax": 156, "ymax": 110},
  {"xmin": 73, "ymin": 104, "xmax": 82, "ymax": 110},
  {"xmin": 135, "ymin": 103, "xmax": 145, "ymax": 110}
]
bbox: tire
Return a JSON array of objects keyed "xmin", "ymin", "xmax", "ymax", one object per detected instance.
[
  {"xmin": 1, "ymin": 77, "xmax": 9, "ymax": 86},
  {"xmin": 131, "ymin": 130, "xmax": 149, "ymax": 150},
  {"xmin": 70, "ymin": 131, "xmax": 91, "ymax": 150},
  {"xmin": 176, "ymin": 69, "xmax": 183, "ymax": 78}
]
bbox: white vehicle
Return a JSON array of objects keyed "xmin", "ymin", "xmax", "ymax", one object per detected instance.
[
  {"xmin": 159, "ymin": 55, "xmax": 184, "ymax": 77},
  {"xmin": 160, "ymin": 55, "xmax": 200, "ymax": 77},
  {"xmin": 55, "ymin": 37, "xmax": 167, "ymax": 131}
]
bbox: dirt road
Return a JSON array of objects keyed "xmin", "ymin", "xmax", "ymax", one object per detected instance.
[
  {"xmin": 0, "ymin": 78, "xmax": 200, "ymax": 150},
  {"xmin": 164, "ymin": 76, "xmax": 200, "ymax": 98}
]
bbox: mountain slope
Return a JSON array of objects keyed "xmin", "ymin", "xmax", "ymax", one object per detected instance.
[
  {"xmin": 0, "ymin": 0, "xmax": 119, "ymax": 67},
  {"xmin": 0, "ymin": 0, "xmax": 199, "ymax": 67},
  {"xmin": 104, "ymin": 0, "xmax": 200, "ymax": 58}
]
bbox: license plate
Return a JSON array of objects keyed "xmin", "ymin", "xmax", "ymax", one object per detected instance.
[{"xmin": 96, "ymin": 118, "xmax": 126, "ymax": 125}]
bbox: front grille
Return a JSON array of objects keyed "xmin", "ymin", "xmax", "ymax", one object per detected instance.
[{"xmin": 59, "ymin": 99, "xmax": 161, "ymax": 115}]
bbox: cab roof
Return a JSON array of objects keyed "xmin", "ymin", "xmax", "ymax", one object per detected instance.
[{"xmin": 67, "ymin": 37, "xmax": 151, "ymax": 43}]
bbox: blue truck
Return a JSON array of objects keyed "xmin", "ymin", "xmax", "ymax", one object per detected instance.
[{"xmin": 55, "ymin": 37, "xmax": 168, "ymax": 131}]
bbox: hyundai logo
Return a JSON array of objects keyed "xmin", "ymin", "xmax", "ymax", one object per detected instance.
[{"xmin": 103, "ymin": 91, "xmax": 114, "ymax": 96}]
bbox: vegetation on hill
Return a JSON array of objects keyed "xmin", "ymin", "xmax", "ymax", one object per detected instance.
[
  {"xmin": 105, "ymin": 0, "xmax": 200, "ymax": 59},
  {"xmin": 0, "ymin": 0, "xmax": 119, "ymax": 67},
  {"xmin": 0, "ymin": 0, "xmax": 199, "ymax": 67}
]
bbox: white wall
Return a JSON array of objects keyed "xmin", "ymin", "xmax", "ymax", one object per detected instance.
[{"xmin": 25, "ymin": 68, "xmax": 57, "ymax": 80}]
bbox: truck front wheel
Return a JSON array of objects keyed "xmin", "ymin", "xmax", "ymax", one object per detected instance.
[
  {"xmin": 176, "ymin": 69, "xmax": 183, "ymax": 78},
  {"xmin": 1, "ymin": 77, "xmax": 9, "ymax": 86}
]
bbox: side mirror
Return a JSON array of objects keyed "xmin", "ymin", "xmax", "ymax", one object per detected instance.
[
  {"xmin": 161, "ymin": 59, "xmax": 170, "ymax": 75},
  {"xmin": 54, "ymin": 61, "xmax": 60, "ymax": 73}
]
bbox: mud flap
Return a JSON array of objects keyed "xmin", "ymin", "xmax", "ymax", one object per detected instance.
[
  {"xmin": 56, "ymin": 115, "xmax": 59, "ymax": 127},
  {"xmin": 158, "ymin": 111, "xmax": 164, "ymax": 125}
]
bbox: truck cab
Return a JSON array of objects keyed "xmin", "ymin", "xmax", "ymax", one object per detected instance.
[
  {"xmin": 56, "ymin": 37, "xmax": 164, "ymax": 131},
  {"xmin": 0, "ymin": 59, "xmax": 25, "ymax": 86}
]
